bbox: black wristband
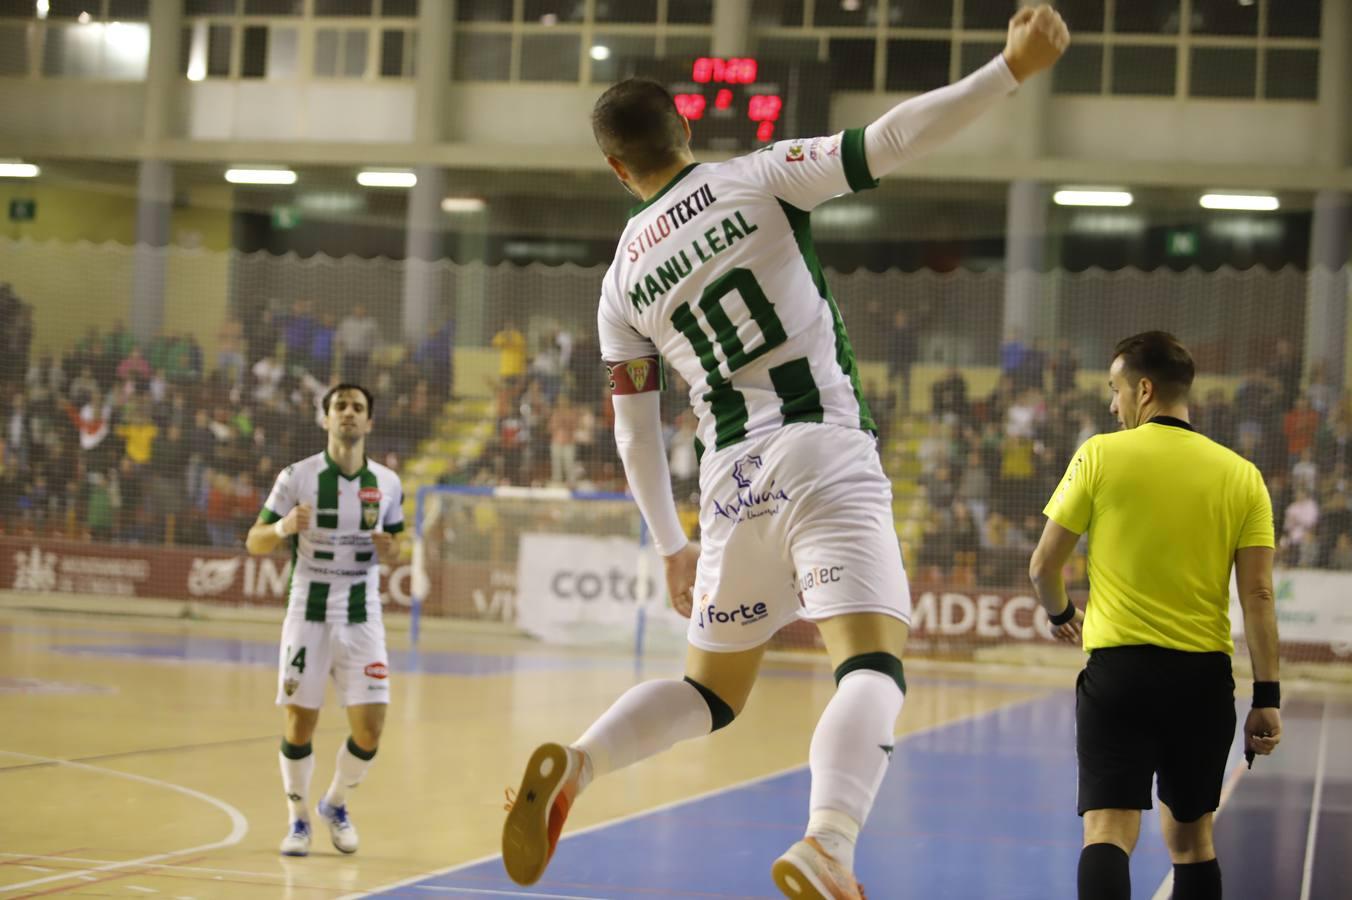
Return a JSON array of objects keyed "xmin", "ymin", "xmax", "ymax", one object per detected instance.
[
  {"xmin": 1049, "ymin": 602, "xmax": 1077, "ymax": 627},
  {"xmin": 1252, "ymin": 681, "xmax": 1280, "ymax": 709}
]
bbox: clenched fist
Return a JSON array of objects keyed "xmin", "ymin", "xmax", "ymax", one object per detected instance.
[
  {"xmin": 281, "ymin": 503, "xmax": 312, "ymax": 536},
  {"xmin": 1003, "ymin": 4, "xmax": 1070, "ymax": 83}
]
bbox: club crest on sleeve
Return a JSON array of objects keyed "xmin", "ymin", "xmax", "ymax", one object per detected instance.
[
  {"xmin": 785, "ymin": 143, "xmax": 805, "ymax": 163},
  {"xmin": 283, "ymin": 677, "xmax": 300, "ymax": 696},
  {"xmin": 626, "ymin": 359, "xmax": 652, "ymax": 392}
]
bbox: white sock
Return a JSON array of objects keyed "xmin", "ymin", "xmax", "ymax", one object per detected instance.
[
  {"xmin": 573, "ymin": 678, "xmax": 713, "ymax": 789},
  {"xmin": 279, "ymin": 742, "xmax": 315, "ymax": 823},
  {"xmin": 323, "ymin": 737, "xmax": 377, "ymax": 808},
  {"xmin": 806, "ymin": 669, "xmax": 905, "ymax": 873}
]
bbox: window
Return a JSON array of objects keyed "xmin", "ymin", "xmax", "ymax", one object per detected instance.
[
  {"xmin": 1054, "ymin": 0, "xmax": 1105, "ymax": 34},
  {"xmin": 754, "ymin": 36, "xmax": 818, "ymax": 62},
  {"xmin": 959, "ymin": 41, "xmax": 1003, "ymax": 79},
  {"xmin": 1112, "ymin": 0, "xmax": 1179, "ymax": 34},
  {"xmin": 1191, "ymin": 0, "xmax": 1257, "ymax": 37},
  {"xmin": 751, "ymin": 0, "xmax": 803, "ymax": 27},
  {"xmin": 589, "ymin": 33, "xmax": 653, "ymax": 83},
  {"xmin": 379, "ymin": 0, "xmax": 417, "ymax": 16},
  {"xmin": 662, "ymin": 34, "xmax": 710, "ymax": 61},
  {"xmin": 240, "ymin": 24, "xmax": 267, "ymax": 77},
  {"xmin": 1112, "ymin": 45, "xmax": 1176, "ymax": 95},
  {"xmin": 828, "ymin": 37, "xmax": 873, "ymax": 91},
  {"xmin": 206, "ymin": 23, "xmax": 231, "ymax": 75},
  {"xmin": 667, "ymin": 0, "xmax": 712, "ymax": 25},
  {"xmin": 523, "ymin": 0, "xmax": 583, "ymax": 24},
  {"xmin": 379, "ymin": 27, "xmax": 414, "ymax": 77},
  {"xmin": 1264, "ymin": 49, "xmax": 1318, "ymax": 101},
  {"xmin": 315, "ymin": 0, "xmax": 374, "ymax": 15},
  {"xmin": 455, "ymin": 0, "xmax": 509, "ymax": 22},
  {"xmin": 961, "ymin": 0, "xmax": 1016, "ymax": 31},
  {"xmin": 1190, "ymin": 47, "xmax": 1255, "ymax": 98},
  {"xmin": 888, "ymin": 0, "xmax": 950, "ymax": 28},
  {"xmin": 519, "ymin": 32, "xmax": 577, "ymax": 82},
  {"xmin": 243, "ymin": 0, "xmax": 301, "ymax": 14},
  {"xmin": 815, "ymin": 0, "xmax": 877, "ymax": 28},
  {"xmin": 42, "ymin": 21, "xmax": 150, "ymax": 79},
  {"xmin": 886, "ymin": 39, "xmax": 948, "ymax": 93},
  {"xmin": 595, "ymin": 0, "xmax": 656, "ymax": 23},
  {"xmin": 1052, "ymin": 42, "xmax": 1102, "ymax": 95},
  {"xmin": 313, "ymin": 26, "xmax": 366, "ymax": 78},
  {"xmin": 108, "ymin": 0, "xmax": 150, "ymax": 18},
  {"xmin": 1267, "ymin": 0, "xmax": 1320, "ymax": 38},
  {"xmin": 0, "ymin": 1, "xmax": 33, "ymax": 17},
  {"xmin": 453, "ymin": 30, "xmax": 509, "ymax": 81},
  {"xmin": 185, "ymin": 0, "xmax": 237, "ymax": 14}
]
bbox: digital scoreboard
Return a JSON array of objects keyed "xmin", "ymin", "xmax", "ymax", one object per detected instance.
[{"xmin": 627, "ymin": 56, "xmax": 831, "ymax": 153}]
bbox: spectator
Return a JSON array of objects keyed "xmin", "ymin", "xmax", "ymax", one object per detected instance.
[
  {"xmin": 336, "ymin": 304, "xmax": 380, "ymax": 381},
  {"xmin": 549, "ymin": 394, "xmax": 580, "ymax": 487},
  {"xmin": 281, "ymin": 300, "xmax": 316, "ymax": 371},
  {"xmin": 888, "ymin": 310, "xmax": 919, "ymax": 415},
  {"xmin": 1283, "ymin": 395, "xmax": 1319, "ymax": 462},
  {"xmin": 1282, "ymin": 489, "xmax": 1319, "ymax": 567},
  {"xmin": 1330, "ymin": 533, "xmax": 1352, "ymax": 571},
  {"xmin": 116, "ymin": 346, "xmax": 152, "ymax": 384},
  {"xmin": 931, "ymin": 367, "xmax": 968, "ymax": 424},
  {"xmin": 1268, "ymin": 337, "xmax": 1301, "ymax": 409},
  {"xmin": 310, "ymin": 313, "xmax": 337, "ymax": 380},
  {"xmin": 1049, "ymin": 339, "xmax": 1078, "ymax": 395},
  {"xmin": 492, "ymin": 320, "xmax": 528, "ymax": 387}
]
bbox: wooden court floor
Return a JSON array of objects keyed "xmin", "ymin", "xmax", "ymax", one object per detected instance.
[{"xmin": 0, "ymin": 602, "xmax": 1061, "ymax": 898}]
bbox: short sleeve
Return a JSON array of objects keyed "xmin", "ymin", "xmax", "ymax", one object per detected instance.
[
  {"xmin": 1237, "ymin": 464, "xmax": 1275, "ymax": 549},
  {"xmin": 1043, "ymin": 439, "xmax": 1097, "ymax": 535},
  {"xmin": 598, "ymin": 285, "xmax": 657, "ymax": 362},
  {"xmin": 383, "ymin": 479, "xmax": 405, "ymax": 535},
  {"xmin": 720, "ymin": 128, "xmax": 877, "ymax": 212},
  {"xmin": 258, "ymin": 465, "xmax": 297, "ymax": 523}
]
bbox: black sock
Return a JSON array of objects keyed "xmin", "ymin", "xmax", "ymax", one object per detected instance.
[
  {"xmin": 1172, "ymin": 859, "xmax": 1221, "ymax": 900},
  {"xmin": 1079, "ymin": 843, "xmax": 1130, "ymax": 900}
]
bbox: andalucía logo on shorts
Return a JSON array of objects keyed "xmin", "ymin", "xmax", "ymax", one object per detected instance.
[
  {"xmin": 731, "ymin": 454, "xmax": 763, "ymax": 489},
  {"xmin": 626, "ymin": 359, "xmax": 652, "ymax": 392},
  {"xmin": 360, "ymin": 486, "xmax": 381, "ymax": 529},
  {"xmin": 715, "ymin": 454, "xmax": 791, "ymax": 523}
]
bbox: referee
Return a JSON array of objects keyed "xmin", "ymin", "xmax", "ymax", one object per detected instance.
[{"xmin": 1029, "ymin": 331, "xmax": 1282, "ymax": 900}]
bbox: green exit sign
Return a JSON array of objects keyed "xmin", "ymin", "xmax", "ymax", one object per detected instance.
[
  {"xmin": 1166, "ymin": 228, "xmax": 1198, "ymax": 257},
  {"xmin": 8, "ymin": 198, "xmax": 35, "ymax": 222},
  {"xmin": 271, "ymin": 206, "xmax": 301, "ymax": 230}
]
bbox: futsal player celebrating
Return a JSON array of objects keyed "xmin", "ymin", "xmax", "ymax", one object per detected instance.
[
  {"xmin": 1031, "ymin": 332, "xmax": 1282, "ymax": 900},
  {"xmin": 502, "ymin": 7, "xmax": 1068, "ymax": 897},
  {"xmin": 246, "ymin": 384, "xmax": 405, "ymax": 857}
]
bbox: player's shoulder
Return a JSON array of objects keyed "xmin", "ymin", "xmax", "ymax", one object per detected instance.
[
  {"xmin": 367, "ymin": 458, "xmax": 404, "ymax": 489},
  {"xmin": 281, "ymin": 451, "xmax": 326, "ymax": 478}
]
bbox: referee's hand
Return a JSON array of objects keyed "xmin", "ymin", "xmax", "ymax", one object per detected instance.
[
  {"xmin": 1244, "ymin": 707, "xmax": 1282, "ymax": 759},
  {"xmin": 1051, "ymin": 606, "xmax": 1084, "ymax": 644}
]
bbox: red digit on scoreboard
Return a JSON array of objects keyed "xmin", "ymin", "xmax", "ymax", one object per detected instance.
[
  {"xmin": 747, "ymin": 94, "xmax": 782, "ymax": 122},
  {"xmin": 714, "ymin": 88, "xmax": 733, "ymax": 110},
  {"xmin": 692, "ymin": 57, "xmax": 713, "ymax": 84},
  {"xmin": 674, "ymin": 93, "xmax": 706, "ymax": 120},
  {"xmin": 757, "ymin": 121, "xmax": 775, "ymax": 142}
]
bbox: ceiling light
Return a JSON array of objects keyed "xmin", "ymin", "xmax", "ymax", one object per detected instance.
[
  {"xmin": 590, "ymin": 45, "xmax": 611, "ymax": 61},
  {"xmin": 225, "ymin": 168, "xmax": 297, "ymax": 185},
  {"xmin": 1199, "ymin": 193, "xmax": 1279, "ymax": 211},
  {"xmin": 1053, "ymin": 188, "xmax": 1133, "ymax": 207},
  {"xmin": 441, "ymin": 197, "xmax": 486, "ymax": 214},
  {"xmin": 356, "ymin": 169, "xmax": 417, "ymax": 188},
  {"xmin": 0, "ymin": 162, "xmax": 40, "ymax": 178}
]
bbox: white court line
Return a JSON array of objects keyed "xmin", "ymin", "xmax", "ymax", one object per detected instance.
[
  {"xmin": 0, "ymin": 750, "xmax": 249, "ymax": 893},
  {"xmin": 126, "ymin": 887, "xmax": 159, "ymax": 894},
  {"xmin": 413, "ymin": 887, "xmax": 603, "ymax": 899},
  {"xmin": 0, "ymin": 854, "xmax": 290, "ymax": 885},
  {"xmin": 14, "ymin": 868, "xmax": 51, "ymax": 874},
  {"xmin": 341, "ymin": 690, "xmax": 1057, "ymax": 900},
  {"xmin": 1298, "ymin": 697, "xmax": 1330, "ymax": 900}
]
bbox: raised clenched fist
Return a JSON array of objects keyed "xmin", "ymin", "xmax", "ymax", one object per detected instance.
[{"xmin": 1003, "ymin": 4, "xmax": 1070, "ymax": 83}]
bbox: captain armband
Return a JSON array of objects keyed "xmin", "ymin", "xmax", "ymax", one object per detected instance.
[{"xmin": 606, "ymin": 357, "xmax": 662, "ymax": 395}]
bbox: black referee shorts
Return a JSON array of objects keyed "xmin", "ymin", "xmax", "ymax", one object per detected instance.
[{"xmin": 1076, "ymin": 644, "xmax": 1236, "ymax": 823}]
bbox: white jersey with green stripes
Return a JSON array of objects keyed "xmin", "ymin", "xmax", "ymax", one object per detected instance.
[
  {"xmin": 597, "ymin": 129, "xmax": 878, "ymax": 460},
  {"xmin": 259, "ymin": 451, "xmax": 405, "ymax": 623}
]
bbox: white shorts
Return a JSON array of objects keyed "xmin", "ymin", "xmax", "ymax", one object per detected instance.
[
  {"xmin": 688, "ymin": 423, "xmax": 912, "ymax": 652},
  {"xmin": 276, "ymin": 619, "xmax": 391, "ymax": 709}
]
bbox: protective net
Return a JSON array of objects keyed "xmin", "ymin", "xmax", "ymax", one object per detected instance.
[{"xmin": 1, "ymin": 237, "xmax": 1349, "ymax": 677}]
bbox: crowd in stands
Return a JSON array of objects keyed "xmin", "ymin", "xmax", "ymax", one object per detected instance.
[
  {"xmin": 478, "ymin": 313, "xmax": 1352, "ymax": 583},
  {"xmin": 0, "ymin": 291, "xmax": 450, "ymax": 548}
]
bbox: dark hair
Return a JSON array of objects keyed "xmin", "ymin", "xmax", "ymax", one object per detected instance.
[
  {"xmin": 322, "ymin": 383, "xmax": 375, "ymax": 416},
  {"xmin": 591, "ymin": 78, "xmax": 688, "ymax": 179},
  {"xmin": 1112, "ymin": 331, "xmax": 1194, "ymax": 403}
]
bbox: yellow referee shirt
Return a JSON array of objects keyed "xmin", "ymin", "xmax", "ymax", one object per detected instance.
[{"xmin": 1043, "ymin": 418, "xmax": 1274, "ymax": 654}]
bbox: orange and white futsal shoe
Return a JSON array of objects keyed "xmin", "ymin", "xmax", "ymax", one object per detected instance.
[
  {"xmin": 502, "ymin": 742, "xmax": 585, "ymax": 886},
  {"xmin": 772, "ymin": 836, "xmax": 867, "ymax": 900}
]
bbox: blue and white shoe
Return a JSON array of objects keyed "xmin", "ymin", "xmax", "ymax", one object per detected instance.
[
  {"xmin": 279, "ymin": 819, "xmax": 311, "ymax": 856},
  {"xmin": 317, "ymin": 799, "xmax": 359, "ymax": 854}
]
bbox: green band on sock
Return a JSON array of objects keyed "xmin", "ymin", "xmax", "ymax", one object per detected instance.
[
  {"xmin": 683, "ymin": 675, "xmax": 736, "ymax": 732},
  {"xmin": 280, "ymin": 739, "xmax": 313, "ymax": 760},
  {"xmin": 346, "ymin": 736, "xmax": 377, "ymax": 761},
  {"xmin": 833, "ymin": 652, "xmax": 906, "ymax": 695}
]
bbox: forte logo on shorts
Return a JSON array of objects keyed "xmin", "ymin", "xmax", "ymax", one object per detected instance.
[
  {"xmin": 696, "ymin": 597, "xmax": 770, "ymax": 629},
  {"xmin": 714, "ymin": 454, "xmax": 792, "ymax": 524},
  {"xmin": 799, "ymin": 565, "xmax": 844, "ymax": 593},
  {"xmin": 364, "ymin": 662, "xmax": 389, "ymax": 680}
]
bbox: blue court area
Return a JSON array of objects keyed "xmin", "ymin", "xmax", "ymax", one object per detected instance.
[{"xmin": 373, "ymin": 695, "xmax": 1351, "ymax": 900}]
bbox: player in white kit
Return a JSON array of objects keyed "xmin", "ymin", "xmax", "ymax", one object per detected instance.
[
  {"xmin": 245, "ymin": 383, "xmax": 405, "ymax": 857},
  {"xmin": 503, "ymin": 7, "xmax": 1068, "ymax": 897}
]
